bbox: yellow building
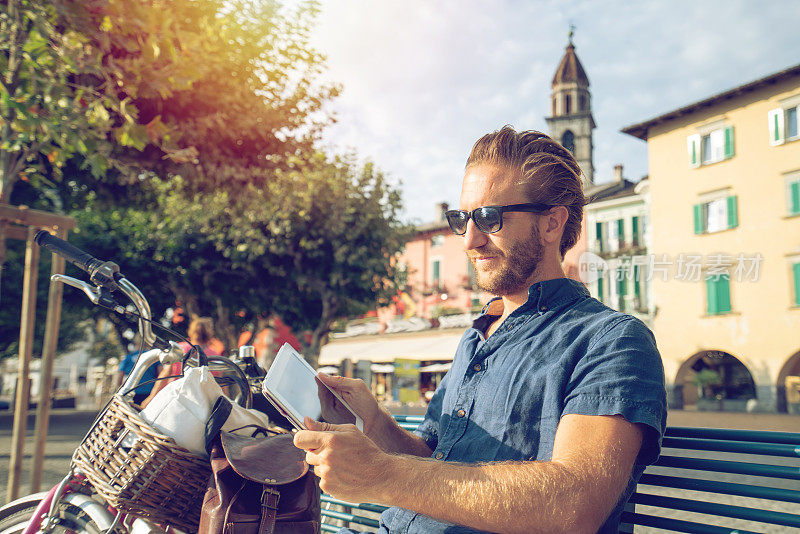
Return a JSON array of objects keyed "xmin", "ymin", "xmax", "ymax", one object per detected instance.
[{"xmin": 623, "ymin": 64, "xmax": 800, "ymax": 413}]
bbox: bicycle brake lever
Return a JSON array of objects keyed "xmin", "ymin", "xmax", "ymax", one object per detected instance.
[
  {"xmin": 51, "ymin": 274, "xmax": 103, "ymax": 304},
  {"xmin": 51, "ymin": 274, "xmax": 129, "ymax": 316}
]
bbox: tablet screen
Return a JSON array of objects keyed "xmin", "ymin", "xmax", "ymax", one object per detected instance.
[{"xmin": 264, "ymin": 344, "xmax": 357, "ymax": 427}]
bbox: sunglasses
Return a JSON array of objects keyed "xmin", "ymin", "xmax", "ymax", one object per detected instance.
[{"xmin": 445, "ymin": 203, "xmax": 553, "ymax": 235}]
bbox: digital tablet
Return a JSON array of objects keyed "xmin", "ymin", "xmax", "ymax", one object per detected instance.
[{"xmin": 261, "ymin": 343, "xmax": 363, "ymax": 432}]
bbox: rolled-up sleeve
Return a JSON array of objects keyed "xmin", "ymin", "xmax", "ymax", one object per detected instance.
[{"xmin": 562, "ymin": 316, "xmax": 667, "ymax": 465}]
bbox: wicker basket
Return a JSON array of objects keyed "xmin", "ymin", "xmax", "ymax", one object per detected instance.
[{"xmin": 72, "ymin": 395, "xmax": 210, "ymax": 532}]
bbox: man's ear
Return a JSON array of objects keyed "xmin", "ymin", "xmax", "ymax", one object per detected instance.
[{"xmin": 539, "ymin": 206, "xmax": 569, "ymax": 246}]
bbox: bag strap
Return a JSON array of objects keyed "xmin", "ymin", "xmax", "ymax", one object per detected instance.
[
  {"xmin": 259, "ymin": 487, "xmax": 280, "ymax": 534},
  {"xmin": 204, "ymin": 396, "xmax": 233, "ymax": 456}
]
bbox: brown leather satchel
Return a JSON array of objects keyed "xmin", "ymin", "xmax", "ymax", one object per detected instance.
[{"xmin": 198, "ymin": 397, "xmax": 321, "ymax": 534}]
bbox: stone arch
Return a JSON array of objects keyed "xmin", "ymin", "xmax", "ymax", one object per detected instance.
[
  {"xmin": 673, "ymin": 350, "xmax": 757, "ymax": 411},
  {"xmin": 776, "ymin": 349, "xmax": 800, "ymax": 413},
  {"xmin": 561, "ymin": 130, "xmax": 575, "ymax": 154}
]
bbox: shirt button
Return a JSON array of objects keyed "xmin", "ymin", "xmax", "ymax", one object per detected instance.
[
  {"xmin": 473, "ymin": 363, "xmax": 482, "ymax": 372},
  {"xmin": 457, "ymin": 409, "xmax": 466, "ymax": 418},
  {"xmin": 435, "ymin": 452, "xmax": 444, "ymax": 460}
]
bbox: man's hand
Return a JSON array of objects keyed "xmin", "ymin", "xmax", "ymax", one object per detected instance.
[
  {"xmin": 316, "ymin": 373, "xmax": 384, "ymax": 435},
  {"xmin": 294, "ymin": 417, "xmax": 392, "ymax": 503}
]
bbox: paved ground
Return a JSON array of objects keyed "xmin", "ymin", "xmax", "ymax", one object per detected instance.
[{"xmin": 2, "ymin": 408, "xmax": 799, "ymax": 531}]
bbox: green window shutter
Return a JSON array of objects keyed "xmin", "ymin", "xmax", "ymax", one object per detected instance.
[
  {"xmin": 631, "ymin": 216, "xmax": 639, "ymax": 246},
  {"xmin": 597, "ymin": 276, "xmax": 604, "ymax": 301},
  {"xmin": 596, "ymin": 222, "xmax": 603, "ymax": 252},
  {"xmin": 617, "ymin": 219, "xmax": 624, "ymax": 247},
  {"xmin": 706, "ymin": 278, "xmax": 717, "ymax": 315},
  {"xmin": 790, "ymin": 181, "xmax": 800, "ymax": 215},
  {"xmin": 718, "ymin": 276, "xmax": 732, "ymax": 313},
  {"xmin": 693, "ymin": 204, "xmax": 704, "ymax": 234},
  {"xmin": 687, "ymin": 134, "xmax": 700, "ymax": 168},
  {"xmin": 432, "ymin": 260, "xmax": 440, "ymax": 285},
  {"xmin": 724, "ymin": 126, "xmax": 735, "ymax": 159},
  {"xmin": 794, "ymin": 262, "xmax": 800, "ymax": 307},
  {"xmin": 634, "ymin": 266, "xmax": 641, "ymax": 298},
  {"xmin": 727, "ymin": 195, "xmax": 739, "ymax": 229}
]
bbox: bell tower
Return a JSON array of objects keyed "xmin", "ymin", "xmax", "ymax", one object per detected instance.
[{"xmin": 545, "ymin": 26, "xmax": 595, "ymax": 187}]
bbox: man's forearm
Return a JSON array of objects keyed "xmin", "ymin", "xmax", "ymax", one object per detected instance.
[
  {"xmin": 367, "ymin": 409, "xmax": 433, "ymax": 457},
  {"xmin": 375, "ymin": 454, "xmax": 604, "ymax": 534}
]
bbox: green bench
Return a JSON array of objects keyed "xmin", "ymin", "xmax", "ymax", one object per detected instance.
[{"xmin": 321, "ymin": 415, "xmax": 800, "ymax": 533}]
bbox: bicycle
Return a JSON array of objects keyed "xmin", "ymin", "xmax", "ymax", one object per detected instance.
[{"xmin": 0, "ymin": 231, "xmax": 266, "ymax": 533}]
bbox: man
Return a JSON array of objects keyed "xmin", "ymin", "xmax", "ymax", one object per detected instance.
[{"xmin": 294, "ymin": 127, "xmax": 667, "ymax": 534}]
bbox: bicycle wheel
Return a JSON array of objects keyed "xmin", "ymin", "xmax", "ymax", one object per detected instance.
[{"xmin": 0, "ymin": 499, "xmax": 103, "ymax": 534}]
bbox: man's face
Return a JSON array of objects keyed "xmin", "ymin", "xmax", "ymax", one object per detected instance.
[{"xmin": 459, "ymin": 164, "xmax": 544, "ymax": 296}]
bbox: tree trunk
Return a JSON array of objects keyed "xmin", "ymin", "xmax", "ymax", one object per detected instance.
[
  {"xmin": 213, "ymin": 297, "xmax": 237, "ymax": 355},
  {"xmin": 305, "ymin": 290, "xmax": 337, "ymax": 369}
]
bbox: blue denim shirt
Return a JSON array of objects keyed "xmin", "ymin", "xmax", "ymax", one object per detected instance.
[{"xmin": 342, "ymin": 277, "xmax": 667, "ymax": 534}]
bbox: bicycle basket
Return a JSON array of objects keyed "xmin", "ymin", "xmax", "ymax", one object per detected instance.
[{"xmin": 72, "ymin": 395, "xmax": 210, "ymax": 532}]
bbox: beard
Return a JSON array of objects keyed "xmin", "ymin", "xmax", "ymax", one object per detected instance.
[{"xmin": 469, "ymin": 229, "xmax": 544, "ymax": 296}]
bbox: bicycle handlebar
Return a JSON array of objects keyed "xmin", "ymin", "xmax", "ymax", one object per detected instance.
[{"xmin": 35, "ymin": 230, "xmax": 254, "ymax": 408}]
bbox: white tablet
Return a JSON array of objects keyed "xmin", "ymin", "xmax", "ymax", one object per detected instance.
[{"xmin": 261, "ymin": 343, "xmax": 363, "ymax": 432}]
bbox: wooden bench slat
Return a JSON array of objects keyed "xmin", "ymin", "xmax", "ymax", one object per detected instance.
[
  {"xmin": 655, "ymin": 454, "xmax": 800, "ymax": 480},
  {"xmin": 321, "ymin": 508, "xmax": 381, "ymax": 528},
  {"xmin": 662, "ymin": 436, "xmax": 800, "ymax": 457},
  {"xmin": 639, "ymin": 473, "xmax": 800, "ymax": 503},
  {"xmin": 620, "ymin": 511, "xmax": 761, "ymax": 534},
  {"xmin": 666, "ymin": 427, "xmax": 800, "ymax": 445},
  {"xmin": 631, "ymin": 492, "xmax": 800, "ymax": 528}
]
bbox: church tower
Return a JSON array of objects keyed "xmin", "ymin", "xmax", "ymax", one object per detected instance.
[{"xmin": 545, "ymin": 28, "xmax": 595, "ymax": 187}]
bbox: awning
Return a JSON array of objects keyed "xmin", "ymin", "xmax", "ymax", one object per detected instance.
[
  {"xmin": 420, "ymin": 363, "xmax": 452, "ymax": 373},
  {"xmin": 319, "ymin": 331, "xmax": 463, "ymax": 366},
  {"xmin": 370, "ymin": 364, "xmax": 395, "ymax": 373}
]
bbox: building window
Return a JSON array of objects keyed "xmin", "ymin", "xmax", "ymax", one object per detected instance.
[
  {"xmin": 633, "ymin": 265, "xmax": 648, "ymax": 312},
  {"xmin": 431, "ymin": 234, "xmax": 445, "ymax": 247},
  {"xmin": 579, "ymin": 94, "xmax": 587, "ymax": 112},
  {"xmin": 786, "ymin": 171, "xmax": 800, "ymax": 216},
  {"xmin": 631, "ymin": 216, "xmax": 640, "ymax": 247},
  {"xmin": 564, "ymin": 94, "xmax": 572, "ymax": 115},
  {"xmin": 706, "ymin": 275, "xmax": 732, "ymax": 315},
  {"xmin": 561, "ymin": 130, "xmax": 575, "ymax": 153},
  {"xmin": 594, "ymin": 221, "xmax": 604, "ymax": 253},
  {"xmin": 793, "ymin": 260, "xmax": 800, "ymax": 307},
  {"xmin": 432, "ymin": 259, "xmax": 441, "ymax": 287},
  {"xmin": 769, "ymin": 102, "xmax": 800, "ymax": 145},
  {"xmin": 687, "ymin": 126, "xmax": 734, "ymax": 168},
  {"xmin": 694, "ymin": 195, "xmax": 738, "ymax": 234}
]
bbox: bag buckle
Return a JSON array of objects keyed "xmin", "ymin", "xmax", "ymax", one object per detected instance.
[{"xmin": 261, "ymin": 486, "xmax": 281, "ymax": 510}]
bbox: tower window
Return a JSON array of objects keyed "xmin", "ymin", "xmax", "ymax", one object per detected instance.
[
  {"xmin": 579, "ymin": 94, "xmax": 586, "ymax": 111},
  {"xmin": 561, "ymin": 130, "xmax": 575, "ymax": 154},
  {"xmin": 564, "ymin": 94, "xmax": 572, "ymax": 115},
  {"xmin": 552, "ymin": 97, "xmax": 556, "ymax": 116}
]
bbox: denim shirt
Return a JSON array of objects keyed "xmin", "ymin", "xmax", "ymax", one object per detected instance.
[{"xmin": 374, "ymin": 277, "xmax": 667, "ymax": 534}]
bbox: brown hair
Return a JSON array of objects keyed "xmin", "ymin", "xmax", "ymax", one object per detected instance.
[
  {"xmin": 465, "ymin": 126, "xmax": 587, "ymax": 257},
  {"xmin": 188, "ymin": 316, "xmax": 214, "ymax": 346}
]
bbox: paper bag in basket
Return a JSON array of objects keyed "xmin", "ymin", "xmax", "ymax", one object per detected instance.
[{"xmin": 138, "ymin": 366, "xmax": 267, "ymax": 456}]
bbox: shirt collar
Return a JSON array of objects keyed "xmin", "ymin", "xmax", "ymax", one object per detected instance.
[{"xmin": 474, "ymin": 277, "xmax": 590, "ymax": 326}]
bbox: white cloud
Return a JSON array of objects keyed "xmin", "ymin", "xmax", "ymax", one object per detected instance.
[{"xmin": 309, "ymin": 0, "xmax": 800, "ymax": 221}]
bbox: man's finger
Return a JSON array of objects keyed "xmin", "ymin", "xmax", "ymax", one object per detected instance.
[
  {"xmin": 293, "ymin": 429, "xmax": 326, "ymax": 450},
  {"xmin": 305, "ymin": 417, "xmax": 358, "ymax": 433}
]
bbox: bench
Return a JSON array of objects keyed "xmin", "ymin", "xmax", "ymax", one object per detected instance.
[{"xmin": 321, "ymin": 415, "xmax": 800, "ymax": 533}]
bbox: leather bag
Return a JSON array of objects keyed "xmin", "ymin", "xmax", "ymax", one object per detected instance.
[{"xmin": 199, "ymin": 397, "xmax": 321, "ymax": 534}]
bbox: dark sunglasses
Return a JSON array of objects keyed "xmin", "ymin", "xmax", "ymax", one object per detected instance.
[{"xmin": 445, "ymin": 203, "xmax": 553, "ymax": 235}]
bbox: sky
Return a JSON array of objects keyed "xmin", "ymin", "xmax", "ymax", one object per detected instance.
[{"xmin": 307, "ymin": 1, "xmax": 800, "ymax": 224}]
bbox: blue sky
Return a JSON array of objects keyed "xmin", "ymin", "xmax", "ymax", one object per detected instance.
[{"xmin": 308, "ymin": 1, "xmax": 800, "ymax": 224}]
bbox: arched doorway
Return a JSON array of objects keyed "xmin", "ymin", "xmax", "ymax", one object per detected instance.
[
  {"xmin": 674, "ymin": 350, "xmax": 757, "ymax": 411},
  {"xmin": 776, "ymin": 350, "xmax": 800, "ymax": 413}
]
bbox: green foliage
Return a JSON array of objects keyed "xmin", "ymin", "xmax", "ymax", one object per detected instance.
[
  {"xmin": 0, "ymin": 238, "xmax": 90, "ymax": 360},
  {"xmin": 0, "ymin": 0, "xmax": 406, "ymax": 371}
]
